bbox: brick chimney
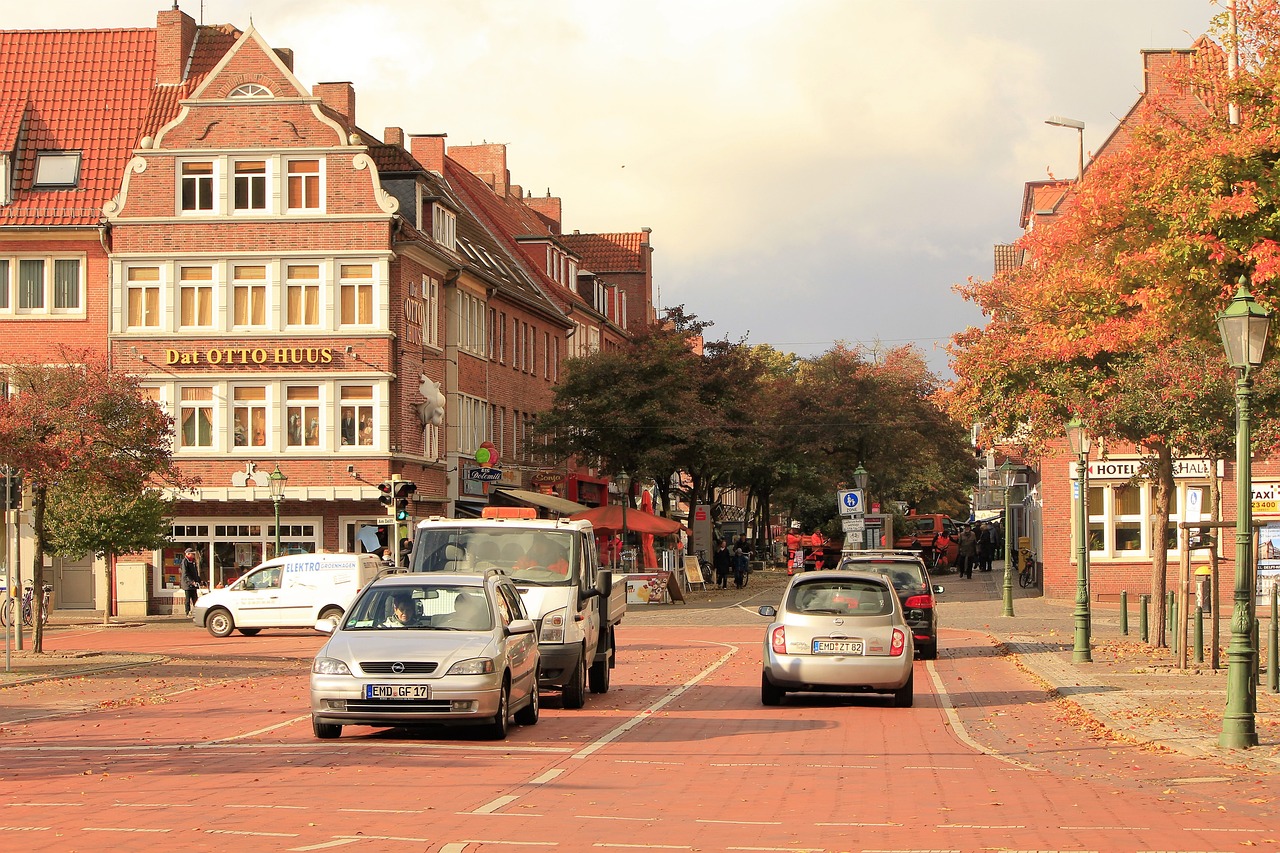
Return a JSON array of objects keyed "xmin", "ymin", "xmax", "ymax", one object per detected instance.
[
  {"xmin": 313, "ymin": 82, "xmax": 355, "ymax": 124},
  {"xmin": 384, "ymin": 127, "xmax": 405, "ymax": 148},
  {"xmin": 525, "ymin": 192, "xmax": 562, "ymax": 235},
  {"xmin": 1141, "ymin": 48, "xmax": 1194, "ymax": 98},
  {"xmin": 449, "ymin": 143, "xmax": 508, "ymax": 197},
  {"xmin": 409, "ymin": 134, "xmax": 447, "ymax": 173},
  {"xmin": 156, "ymin": 5, "xmax": 197, "ymax": 85},
  {"xmin": 274, "ymin": 47, "xmax": 295, "ymax": 72}
]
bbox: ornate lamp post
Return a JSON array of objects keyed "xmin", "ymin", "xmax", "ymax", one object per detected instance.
[
  {"xmin": 1000, "ymin": 460, "xmax": 1016, "ymax": 617},
  {"xmin": 268, "ymin": 464, "xmax": 288, "ymax": 559},
  {"xmin": 615, "ymin": 470, "xmax": 631, "ymax": 570},
  {"xmin": 1066, "ymin": 416, "xmax": 1093, "ymax": 663},
  {"xmin": 852, "ymin": 463, "xmax": 869, "ymax": 548},
  {"xmin": 1216, "ymin": 281, "xmax": 1271, "ymax": 749}
]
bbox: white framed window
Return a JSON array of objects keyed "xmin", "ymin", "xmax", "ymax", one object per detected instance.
[
  {"xmin": 229, "ymin": 83, "xmax": 273, "ymax": 98},
  {"xmin": 232, "ymin": 264, "xmax": 268, "ymax": 328},
  {"xmin": 126, "ymin": 265, "xmax": 161, "ymax": 329},
  {"xmin": 34, "ymin": 152, "xmax": 81, "ymax": 188},
  {"xmin": 179, "ymin": 266, "xmax": 214, "ymax": 328},
  {"xmin": 180, "ymin": 160, "xmax": 216, "ymax": 213},
  {"xmin": 524, "ymin": 322, "xmax": 533, "ymax": 370},
  {"xmin": 339, "ymin": 264, "xmax": 373, "ymax": 326},
  {"xmin": 285, "ymin": 385, "xmax": 321, "ymax": 448},
  {"xmin": 1074, "ymin": 477, "xmax": 1213, "ymax": 560},
  {"xmin": 432, "ymin": 204, "xmax": 457, "ymax": 251},
  {"xmin": 588, "ymin": 326, "xmax": 601, "ymax": 355},
  {"xmin": 339, "ymin": 385, "xmax": 374, "ymax": 447},
  {"xmin": 544, "ymin": 331, "xmax": 550, "ymax": 379},
  {"xmin": 1, "ymin": 256, "xmax": 83, "ymax": 315},
  {"xmin": 179, "ymin": 386, "xmax": 214, "ymax": 448},
  {"xmin": 620, "ymin": 291, "xmax": 628, "ymax": 329},
  {"xmin": 0, "ymin": 259, "xmax": 8, "ymax": 311},
  {"xmin": 423, "ymin": 275, "xmax": 440, "ymax": 348},
  {"xmin": 286, "ymin": 263, "xmax": 321, "ymax": 327},
  {"xmin": 232, "ymin": 386, "xmax": 268, "ymax": 448},
  {"xmin": 458, "ymin": 394, "xmax": 490, "ymax": 455},
  {"xmin": 287, "ymin": 159, "xmax": 322, "ymax": 212},
  {"xmin": 498, "ymin": 311, "xmax": 507, "ymax": 363},
  {"xmin": 232, "ymin": 159, "xmax": 269, "ymax": 212},
  {"xmin": 458, "ymin": 290, "xmax": 486, "ymax": 357}
]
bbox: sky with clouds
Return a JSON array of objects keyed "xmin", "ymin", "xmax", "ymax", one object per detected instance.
[{"xmin": 12, "ymin": 0, "xmax": 1222, "ymax": 375}]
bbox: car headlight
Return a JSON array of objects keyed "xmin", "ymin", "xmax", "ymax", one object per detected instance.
[
  {"xmin": 539, "ymin": 607, "xmax": 566, "ymax": 643},
  {"xmin": 447, "ymin": 658, "xmax": 496, "ymax": 676},
  {"xmin": 312, "ymin": 657, "xmax": 352, "ymax": 675}
]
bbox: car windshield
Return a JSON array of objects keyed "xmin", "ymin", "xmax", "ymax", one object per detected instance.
[
  {"xmin": 840, "ymin": 559, "xmax": 924, "ymax": 591},
  {"xmin": 342, "ymin": 583, "xmax": 493, "ymax": 631},
  {"xmin": 410, "ymin": 528, "xmax": 576, "ymax": 586},
  {"xmin": 787, "ymin": 579, "xmax": 894, "ymax": 616}
]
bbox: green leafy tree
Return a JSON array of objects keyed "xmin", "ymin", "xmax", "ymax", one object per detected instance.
[{"xmin": 45, "ymin": 473, "xmax": 176, "ymax": 584}]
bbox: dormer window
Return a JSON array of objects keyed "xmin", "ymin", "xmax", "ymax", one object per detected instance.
[
  {"xmin": 228, "ymin": 83, "xmax": 273, "ymax": 98},
  {"xmin": 432, "ymin": 204, "xmax": 457, "ymax": 251},
  {"xmin": 33, "ymin": 152, "xmax": 81, "ymax": 188}
]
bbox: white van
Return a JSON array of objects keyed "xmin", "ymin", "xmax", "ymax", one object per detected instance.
[{"xmin": 193, "ymin": 553, "xmax": 384, "ymax": 638}]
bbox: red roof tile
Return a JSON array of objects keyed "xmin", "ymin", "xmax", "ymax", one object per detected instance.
[
  {"xmin": 0, "ymin": 96, "xmax": 25, "ymax": 152},
  {"xmin": 559, "ymin": 232, "xmax": 646, "ymax": 273}
]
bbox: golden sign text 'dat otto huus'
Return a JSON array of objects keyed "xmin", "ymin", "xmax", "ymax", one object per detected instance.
[{"xmin": 164, "ymin": 347, "xmax": 335, "ymax": 366}]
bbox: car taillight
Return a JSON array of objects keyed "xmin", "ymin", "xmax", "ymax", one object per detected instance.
[
  {"xmin": 890, "ymin": 628, "xmax": 906, "ymax": 656},
  {"xmin": 771, "ymin": 626, "xmax": 786, "ymax": 654},
  {"xmin": 904, "ymin": 594, "xmax": 933, "ymax": 610}
]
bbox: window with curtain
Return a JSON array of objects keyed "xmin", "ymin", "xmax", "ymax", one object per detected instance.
[
  {"xmin": 286, "ymin": 386, "xmax": 320, "ymax": 447},
  {"xmin": 233, "ymin": 265, "xmax": 267, "ymax": 327},
  {"xmin": 180, "ymin": 387, "xmax": 214, "ymax": 448},
  {"xmin": 287, "ymin": 159, "xmax": 321, "ymax": 210},
  {"xmin": 232, "ymin": 386, "xmax": 267, "ymax": 448},
  {"xmin": 179, "ymin": 266, "xmax": 213, "ymax": 327},
  {"xmin": 52, "ymin": 259, "xmax": 80, "ymax": 310},
  {"xmin": 340, "ymin": 385, "xmax": 373, "ymax": 447},
  {"xmin": 233, "ymin": 160, "xmax": 268, "ymax": 211},
  {"xmin": 286, "ymin": 264, "xmax": 320, "ymax": 326},
  {"xmin": 0, "ymin": 259, "xmax": 8, "ymax": 310},
  {"xmin": 339, "ymin": 263, "xmax": 373, "ymax": 325},
  {"xmin": 18, "ymin": 259, "xmax": 43, "ymax": 310},
  {"xmin": 126, "ymin": 266, "xmax": 161, "ymax": 328},
  {"xmin": 181, "ymin": 161, "xmax": 214, "ymax": 212}
]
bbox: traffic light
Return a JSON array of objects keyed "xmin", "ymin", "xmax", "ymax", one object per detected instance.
[
  {"xmin": 394, "ymin": 480, "xmax": 417, "ymax": 522},
  {"xmin": 378, "ymin": 481, "xmax": 394, "ymax": 511},
  {"xmin": 4, "ymin": 472, "xmax": 20, "ymax": 511}
]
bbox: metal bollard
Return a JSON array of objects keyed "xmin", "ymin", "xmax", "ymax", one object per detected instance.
[
  {"xmin": 1120, "ymin": 590, "xmax": 1129, "ymax": 636},
  {"xmin": 1140, "ymin": 594, "xmax": 1150, "ymax": 644},
  {"xmin": 1194, "ymin": 606, "xmax": 1204, "ymax": 665},
  {"xmin": 1167, "ymin": 591, "xmax": 1176, "ymax": 635},
  {"xmin": 1255, "ymin": 619, "xmax": 1262, "ymax": 684},
  {"xmin": 1270, "ymin": 584, "xmax": 1278, "ymax": 694}
]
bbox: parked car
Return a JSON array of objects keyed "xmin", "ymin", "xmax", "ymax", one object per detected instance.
[
  {"xmin": 309, "ymin": 571, "xmax": 539, "ymax": 740},
  {"xmin": 757, "ymin": 570, "xmax": 915, "ymax": 707},
  {"xmin": 837, "ymin": 550, "xmax": 944, "ymax": 659}
]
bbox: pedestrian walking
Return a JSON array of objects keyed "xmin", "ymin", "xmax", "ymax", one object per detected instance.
[
  {"xmin": 733, "ymin": 536, "xmax": 751, "ymax": 589},
  {"xmin": 180, "ymin": 547, "xmax": 202, "ymax": 615},
  {"xmin": 809, "ymin": 528, "xmax": 826, "ymax": 572},
  {"xmin": 957, "ymin": 525, "xmax": 977, "ymax": 579},
  {"xmin": 786, "ymin": 524, "xmax": 803, "ymax": 575},
  {"xmin": 713, "ymin": 539, "xmax": 732, "ymax": 589},
  {"xmin": 977, "ymin": 523, "xmax": 994, "ymax": 572}
]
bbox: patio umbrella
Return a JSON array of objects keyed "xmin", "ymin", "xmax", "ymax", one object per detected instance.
[
  {"xmin": 639, "ymin": 490, "xmax": 659, "ymax": 569},
  {"xmin": 569, "ymin": 504, "xmax": 685, "ymax": 536}
]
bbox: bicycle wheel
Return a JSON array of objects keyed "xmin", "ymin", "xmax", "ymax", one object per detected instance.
[
  {"xmin": 1018, "ymin": 569, "xmax": 1033, "ymax": 588},
  {"xmin": 0, "ymin": 599, "xmax": 10, "ymax": 627}
]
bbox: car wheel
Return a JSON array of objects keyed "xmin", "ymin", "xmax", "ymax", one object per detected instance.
[
  {"xmin": 206, "ymin": 608, "xmax": 235, "ymax": 638},
  {"xmin": 892, "ymin": 671, "xmax": 914, "ymax": 708},
  {"xmin": 318, "ymin": 606, "xmax": 344, "ymax": 622},
  {"xmin": 761, "ymin": 672, "xmax": 785, "ymax": 706},
  {"xmin": 562, "ymin": 647, "xmax": 587, "ymax": 709},
  {"xmin": 482, "ymin": 679, "xmax": 510, "ymax": 740},
  {"xmin": 514, "ymin": 676, "xmax": 540, "ymax": 726},
  {"xmin": 588, "ymin": 633, "xmax": 612, "ymax": 694},
  {"xmin": 237, "ymin": 628, "xmax": 261, "ymax": 637},
  {"xmin": 919, "ymin": 641, "xmax": 937, "ymax": 660},
  {"xmin": 312, "ymin": 719, "xmax": 342, "ymax": 739}
]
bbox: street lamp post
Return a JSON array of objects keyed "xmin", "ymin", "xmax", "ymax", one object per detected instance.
[
  {"xmin": 616, "ymin": 470, "xmax": 631, "ymax": 570},
  {"xmin": 853, "ymin": 464, "xmax": 869, "ymax": 548},
  {"xmin": 1000, "ymin": 460, "xmax": 1016, "ymax": 617},
  {"xmin": 268, "ymin": 464, "xmax": 288, "ymax": 559},
  {"xmin": 1046, "ymin": 116, "xmax": 1085, "ymax": 182},
  {"xmin": 1216, "ymin": 280, "xmax": 1271, "ymax": 749},
  {"xmin": 1066, "ymin": 416, "xmax": 1093, "ymax": 663}
]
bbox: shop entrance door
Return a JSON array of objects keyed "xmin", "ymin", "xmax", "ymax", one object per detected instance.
[{"xmin": 54, "ymin": 556, "xmax": 95, "ymax": 609}]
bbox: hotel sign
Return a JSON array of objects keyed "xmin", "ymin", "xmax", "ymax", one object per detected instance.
[
  {"xmin": 164, "ymin": 347, "xmax": 334, "ymax": 366},
  {"xmin": 1069, "ymin": 458, "xmax": 1219, "ymax": 480}
]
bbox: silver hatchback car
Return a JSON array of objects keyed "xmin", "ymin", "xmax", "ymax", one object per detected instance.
[
  {"xmin": 758, "ymin": 570, "xmax": 915, "ymax": 707},
  {"xmin": 310, "ymin": 571, "xmax": 539, "ymax": 740}
]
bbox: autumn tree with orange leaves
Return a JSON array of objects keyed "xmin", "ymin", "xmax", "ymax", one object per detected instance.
[{"xmin": 947, "ymin": 0, "xmax": 1280, "ymax": 646}]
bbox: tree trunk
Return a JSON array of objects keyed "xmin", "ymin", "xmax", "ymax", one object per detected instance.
[
  {"xmin": 1150, "ymin": 443, "xmax": 1174, "ymax": 649},
  {"xmin": 31, "ymin": 484, "xmax": 47, "ymax": 653}
]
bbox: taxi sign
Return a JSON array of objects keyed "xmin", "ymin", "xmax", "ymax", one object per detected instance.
[{"xmin": 837, "ymin": 489, "xmax": 864, "ymax": 517}]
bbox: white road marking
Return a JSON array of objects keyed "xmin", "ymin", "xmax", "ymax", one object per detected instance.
[
  {"xmin": 7, "ymin": 801, "xmax": 83, "ymax": 806},
  {"xmin": 206, "ymin": 828, "xmax": 300, "ymax": 837},
  {"xmin": 226, "ymin": 803, "xmax": 308, "ymax": 809},
  {"xmin": 1189, "ymin": 826, "xmax": 1267, "ymax": 832},
  {"xmin": 528, "ymin": 768, "xmax": 565, "ymax": 784},
  {"xmin": 1060, "ymin": 825, "xmax": 1147, "ymax": 831},
  {"xmin": 901, "ymin": 765, "xmax": 973, "ymax": 771},
  {"xmin": 457, "ymin": 842, "xmax": 558, "ymax": 848},
  {"xmin": 0, "ymin": 826, "xmax": 52, "ymax": 832},
  {"xmin": 1165, "ymin": 775, "xmax": 1236, "ymax": 784},
  {"xmin": 472, "ymin": 795, "xmax": 520, "ymax": 814},
  {"xmin": 338, "ymin": 808, "xmax": 425, "ymax": 814},
  {"xmin": 594, "ymin": 845, "xmax": 692, "ymax": 850},
  {"xmin": 924, "ymin": 660, "xmax": 1046, "ymax": 773},
  {"xmin": 112, "ymin": 803, "xmax": 197, "ymax": 808},
  {"xmin": 573, "ymin": 645, "xmax": 739, "ymax": 760},
  {"xmin": 288, "ymin": 840, "xmax": 361, "ymax": 851},
  {"xmin": 816, "ymin": 822, "xmax": 901, "ymax": 827},
  {"xmin": 937, "ymin": 824, "xmax": 1024, "ymax": 829},
  {"xmin": 576, "ymin": 815, "xmax": 652, "ymax": 821},
  {"xmin": 334, "ymin": 834, "xmax": 432, "ymax": 842},
  {"xmin": 612, "ymin": 759, "xmax": 684, "ymax": 765},
  {"xmin": 697, "ymin": 819, "xmax": 782, "ymax": 826},
  {"xmin": 207, "ymin": 714, "xmax": 311, "ymax": 742},
  {"xmin": 82, "ymin": 827, "xmax": 172, "ymax": 833},
  {"xmin": 710, "ymin": 762, "xmax": 780, "ymax": 767}
]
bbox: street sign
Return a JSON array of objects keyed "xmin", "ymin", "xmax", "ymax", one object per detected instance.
[
  {"xmin": 837, "ymin": 489, "xmax": 864, "ymax": 517},
  {"xmin": 467, "ymin": 467, "xmax": 503, "ymax": 482},
  {"xmin": 841, "ymin": 517, "xmax": 866, "ymax": 534}
]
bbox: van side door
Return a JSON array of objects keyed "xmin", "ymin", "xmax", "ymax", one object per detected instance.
[{"xmin": 578, "ymin": 531, "xmax": 601, "ymax": 660}]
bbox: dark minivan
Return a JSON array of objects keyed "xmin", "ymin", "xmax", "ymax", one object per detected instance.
[{"xmin": 836, "ymin": 550, "xmax": 943, "ymax": 660}]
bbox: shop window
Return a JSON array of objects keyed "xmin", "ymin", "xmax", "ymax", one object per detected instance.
[
  {"xmin": 180, "ymin": 387, "xmax": 214, "ymax": 448},
  {"xmin": 286, "ymin": 264, "xmax": 320, "ymax": 327},
  {"xmin": 340, "ymin": 385, "xmax": 374, "ymax": 447},
  {"xmin": 232, "ymin": 386, "xmax": 268, "ymax": 448},
  {"xmin": 286, "ymin": 386, "xmax": 321, "ymax": 447}
]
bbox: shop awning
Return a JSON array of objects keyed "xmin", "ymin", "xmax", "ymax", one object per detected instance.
[{"xmin": 493, "ymin": 488, "xmax": 589, "ymax": 517}]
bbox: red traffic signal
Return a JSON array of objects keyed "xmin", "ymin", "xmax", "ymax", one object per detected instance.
[
  {"xmin": 393, "ymin": 481, "xmax": 417, "ymax": 499},
  {"xmin": 378, "ymin": 481, "xmax": 394, "ymax": 507}
]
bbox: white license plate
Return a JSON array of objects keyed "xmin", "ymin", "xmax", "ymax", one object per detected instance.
[
  {"xmin": 365, "ymin": 684, "xmax": 430, "ymax": 700},
  {"xmin": 813, "ymin": 639, "xmax": 864, "ymax": 655}
]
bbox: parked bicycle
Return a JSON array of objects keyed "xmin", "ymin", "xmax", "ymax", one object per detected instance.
[
  {"xmin": 0, "ymin": 579, "xmax": 52, "ymax": 627},
  {"xmin": 1017, "ymin": 549, "xmax": 1037, "ymax": 588}
]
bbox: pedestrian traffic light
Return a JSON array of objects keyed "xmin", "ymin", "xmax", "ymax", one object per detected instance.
[
  {"xmin": 394, "ymin": 480, "xmax": 416, "ymax": 522},
  {"xmin": 378, "ymin": 481, "xmax": 394, "ymax": 511},
  {"xmin": 4, "ymin": 472, "xmax": 20, "ymax": 511}
]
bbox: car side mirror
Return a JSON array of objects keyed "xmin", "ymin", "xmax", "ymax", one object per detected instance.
[
  {"xmin": 507, "ymin": 618, "xmax": 536, "ymax": 636},
  {"xmin": 758, "ymin": 605, "xmax": 777, "ymax": 617},
  {"xmin": 314, "ymin": 616, "xmax": 338, "ymax": 634},
  {"xmin": 933, "ymin": 584, "xmax": 945, "ymax": 595}
]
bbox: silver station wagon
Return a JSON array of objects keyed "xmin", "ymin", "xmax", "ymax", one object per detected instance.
[{"xmin": 758, "ymin": 570, "xmax": 915, "ymax": 707}]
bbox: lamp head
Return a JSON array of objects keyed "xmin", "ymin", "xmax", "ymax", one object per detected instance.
[
  {"xmin": 1216, "ymin": 278, "xmax": 1272, "ymax": 370},
  {"xmin": 852, "ymin": 463, "xmax": 869, "ymax": 492},
  {"xmin": 1065, "ymin": 416, "xmax": 1092, "ymax": 457},
  {"xmin": 615, "ymin": 470, "xmax": 631, "ymax": 493},
  {"xmin": 268, "ymin": 464, "xmax": 288, "ymax": 500},
  {"xmin": 1045, "ymin": 115, "xmax": 1085, "ymax": 130}
]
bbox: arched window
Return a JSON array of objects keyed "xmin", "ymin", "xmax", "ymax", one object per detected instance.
[{"xmin": 228, "ymin": 83, "xmax": 273, "ymax": 99}]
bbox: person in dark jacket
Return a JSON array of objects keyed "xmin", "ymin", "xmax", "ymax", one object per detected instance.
[
  {"xmin": 713, "ymin": 539, "xmax": 732, "ymax": 589},
  {"xmin": 733, "ymin": 537, "xmax": 752, "ymax": 589},
  {"xmin": 180, "ymin": 548, "xmax": 202, "ymax": 615}
]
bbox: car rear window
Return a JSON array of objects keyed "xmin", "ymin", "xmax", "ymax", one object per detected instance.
[
  {"xmin": 787, "ymin": 579, "xmax": 894, "ymax": 616},
  {"xmin": 841, "ymin": 558, "xmax": 925, "ymax": 591}
]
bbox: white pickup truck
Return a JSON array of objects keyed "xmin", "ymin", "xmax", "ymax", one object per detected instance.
[{"xmin": 407, "ymin": 510, "xmax": 625, "ymax": 708}]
